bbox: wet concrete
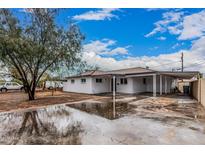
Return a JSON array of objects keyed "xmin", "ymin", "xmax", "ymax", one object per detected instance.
[{"xmin": 0, "ymin": 94, "xmax": 205, "ymax": 144}]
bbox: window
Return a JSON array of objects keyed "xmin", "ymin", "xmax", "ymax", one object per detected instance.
[
  {"xmin": 124, "ymin": 78, "xmax": 127, "ymax": 84},
  {"xmin": 81, "ymin": 78, "xmax": 86, "ymax": 83},
  {"xmin": 96, "ymin": 78, "xmax": 102, "ymax": 83},
  {"xmin": 143, "ymin": 78, "xmax": 146, "ymax": 85},
  {"xmin": 12, "ymin": 82, "xmax": 19, "ymax": 86},
  {"xmin": 6, "ymin": 82, "xmax": 12, "ymax": 86},
  {"xmin": 120, "ymin": 78, "xmax": 123, "ymax": 84},
  {"xmin": 71, "ymin": 79, "xmax": 75, "ymax": 84},
  {"xmin": 120, "ymin": 78, "xmax": 128, "ymax": 85}
]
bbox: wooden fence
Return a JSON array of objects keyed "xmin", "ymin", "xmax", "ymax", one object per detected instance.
[{"xmin": 191, "ymin": 78, "xmax": 205, "ymax": 107}]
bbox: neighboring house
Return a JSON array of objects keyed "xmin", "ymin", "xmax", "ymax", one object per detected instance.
[
  {"xmin": 63, "ymin": 67, "xmax": 199, "ymax": 96},
  {"xmin": 45, "ymin": 81, "xmax": 64, "ymax": 89}
]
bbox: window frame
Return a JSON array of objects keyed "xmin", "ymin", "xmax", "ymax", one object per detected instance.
[
  {"xmin": 6, "ymin": 82, "xmax": 12, "ymax": 86},
  {"xmin": 12, "ymin": 82, "xmax": 19, "ymax": 86},
  {"xmin": 120, "ymin": 78, "xmax": 128, "ymax": 85},
  {"xmin": 143, "ymin": 78, "xmax": 146, "ymax": 85},
  {"xmin": 81, "ymin": 78, "xmax": 86, "ymax": 83},
  {"xmin": 71, "ymin": 79, "xmax": 75, "ymax": 84},
  {"xmin": 96, "ymin": 78, "xmax": 102, "ymax": 83},
  {"xmin": 124, "ymin": 78, "xmax": 127, "ymax": 84}
]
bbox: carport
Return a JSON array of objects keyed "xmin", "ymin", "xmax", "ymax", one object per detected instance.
[{"xmin": 111, "ymin": 71, "xmax": 200, "ymax": 97}]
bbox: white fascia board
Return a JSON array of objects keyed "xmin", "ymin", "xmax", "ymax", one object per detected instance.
[{"xmin": 125, "ymin": 73, "xmax": 157, "ymax": 78}]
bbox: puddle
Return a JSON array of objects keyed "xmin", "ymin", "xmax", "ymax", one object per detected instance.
[
  {"xmin": 0, "ymin": 106, "xmax": 84, "ymax": 145},
  {"xmin": 66, "ymin": 95, "xmax": 149, "ymax": 120},
  {"xmin": 67, "ymin": 101, "xmax": 135, "ymax": 120}
]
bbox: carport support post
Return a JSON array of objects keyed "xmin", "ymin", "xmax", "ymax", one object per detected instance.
[
  {"xmin": 160, "ymin": 75, "xmax": 162, "ymax": 95},
  {"xmin": 113, "ymin": 75, "xmax": 116, "ymax": 97},
  {"xmin": 112, "ymin": 75, "xmax": 116, "ymax": 118},
  {"xmin": 165, "ymin": 76, "xmax": 167, "ymax": 94},
  {"xmin": 153, "ymin": 74, "xmax": 157, "ymax": 97}
]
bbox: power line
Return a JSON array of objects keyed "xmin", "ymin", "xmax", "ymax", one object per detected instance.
[
  {"xmin": 184, "ymin": 57, "xmax": 205, "ymax": 68},
  {"xmin": 148, "ymin": 55, "xmax": 205, "ymax": 71},
  {"xmin": 150, "ymin": 60, "xmax": 181, "ymax": 68},
  {"xmin": 184, "ymin": 61, "xmax": 205, "ymax": 69}
]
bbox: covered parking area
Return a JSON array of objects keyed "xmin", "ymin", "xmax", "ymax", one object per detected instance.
[{"xmin": 110, "ymin": 71, "xmax": 200, "ymax": 97}]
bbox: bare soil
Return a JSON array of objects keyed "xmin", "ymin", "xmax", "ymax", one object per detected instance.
[{"xmin": 0, "ymin": 90, "xmax": 110, "ymax": 113}]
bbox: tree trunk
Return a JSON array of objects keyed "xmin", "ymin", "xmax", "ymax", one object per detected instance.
[
  {"xmin": 28, "ymin": 91, "xmax": 35, "ymax": 100},
  {"xmin": 27, "ymin": 87, "xmax": 36, "ymax": 100},
  {"xmin": 43, "ymin": 81, "xmax": 46, "ymax": 91}
]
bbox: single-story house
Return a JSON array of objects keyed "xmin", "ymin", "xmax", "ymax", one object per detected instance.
[{"xmin": 63, "ymin": 67, "xmax": 200, "ymax": 97}]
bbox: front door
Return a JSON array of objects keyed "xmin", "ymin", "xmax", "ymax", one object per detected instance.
[{"xmin": 111, "ymin": 78, "xmax": 117, "ymax": 92}]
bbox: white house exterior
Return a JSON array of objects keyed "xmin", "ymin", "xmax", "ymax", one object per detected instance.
[
  {"xmin": 63, "ymin": 67, "xmax": 199, "ymax": 96},
  {"xmin": 63, "ymin": 77, "xmax": 110, "ymax": 94}
]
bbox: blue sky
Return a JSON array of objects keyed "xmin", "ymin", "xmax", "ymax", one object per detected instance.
[
  {"xmin": 12, "ymin": 8, "xmax": 205, "ymax": 73},
  {"xmin": 62, "ymin": 8, "xmax": 203, "ymax": 56}
]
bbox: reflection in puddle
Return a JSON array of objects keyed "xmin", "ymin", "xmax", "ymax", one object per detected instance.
[
  {"xmin": 67, "ymin": 99, "xmax": 134, "ymax": 120},
  {"xmin": 0, "ymin": 106, "xmax": 84, "ymax": 145},
  {"xmin": 113, "ymin": 96, "xmax": 116, "ymax": 119}
]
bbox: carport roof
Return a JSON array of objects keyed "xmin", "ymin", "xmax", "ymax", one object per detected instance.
[
  {"xmin": 158, "ymin": 71, "xmax": 200, "ymax": 79},
  {"xmin": 65, "ymin": 67, "xmax": 200, "ymax": 79}
]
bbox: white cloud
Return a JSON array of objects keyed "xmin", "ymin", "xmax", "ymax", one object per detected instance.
[
  {"xmin": 172, "ymin": 43, "xmax": 180, "ymax": 49},
  {"xmin": 167, "ymin": 23, "xmax": 182, "ymax": 35},
  {"xmin": 102, "ymin": 47, "xmax": 128, "ymax": 56},
  {"xmin": 178, "ymin": 10, "xmax": 205, "ymax": 40},
  {"xmin": 83, "ymin": 39, "xmax": 115, "ymax": 54},
  {"xmin": 83, "ymin": 39, "xmax": 129, "ymax": 56},
  {"xmin": 19, "ymin": 8, "xmax": 35, "ymax": 13},
  {"xmin": 72, "ymin": 8, "xmax": 120, "ymax": 21},
  {"xmin": 145, "ymin": 11, "xmax": 184, "ymax": 37},
  {"xmin": 146, "ymin": 8, "xmax": 168, "ymax": 12},
  {"xmin": 149, "ymin": 46, "xmax": 159, "ymax": 50},
  {"xmin": 157, "ymin": 36, "xmax": 166, "ymax": 40},
  {"xmin": 146, "ymin": 9, "xmax": 205, "ymax": 41},
  {"xmin": 145, "ymin": 8, "xmax": 182, "ymax": 12},
  {"xmin": 82, "ymin": 38, "xmax": 205, "ymax": 74}
]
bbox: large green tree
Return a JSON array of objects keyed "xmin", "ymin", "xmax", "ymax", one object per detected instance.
[{"xmin": 0, "ymin": 9, "xmax": 84, "ymax": 100}]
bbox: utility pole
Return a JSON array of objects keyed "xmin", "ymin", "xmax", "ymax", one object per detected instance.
[{"xmin": 181, "ymin": 52, "xmax": 184, "ymax": 72}]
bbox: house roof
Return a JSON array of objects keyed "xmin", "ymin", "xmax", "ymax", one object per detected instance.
[
  {"xmin": 106, "ymin": 67, "xmax": 156, "ymax": 75},
  {"xmin": 65, "ymin": 67, "xmax": 200, "ymax": 79},
  {"xmin": 66, "ymin": 67, "xmax": 155, "ymax": 79},
  {"xmin": 80, "ymin": 70, "xmax": 106, "ymax": 76},
  {"xmin": 66, "ymin": 70, "xmax": 109, "ymax": 78}
]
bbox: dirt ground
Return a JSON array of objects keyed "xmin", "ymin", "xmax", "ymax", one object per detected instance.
[{"xmin": 0, "ymin": 90, "xmax": 110, "ymax": 113}]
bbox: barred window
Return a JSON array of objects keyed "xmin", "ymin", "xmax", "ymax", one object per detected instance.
[
  {"xmin": 143, "ymin": 78, "xmax": 146, "ymax": 85},
  {"xmin": 120, "ymin": 78, "xmax": 128, "ymax": 84},
  {"xmin": 96, "ymin": 78, "xmax": 102, "ymax": 83},
  {"xmin": 81, "ymin": 78, "xmax": 86, "ymax": 83}
]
